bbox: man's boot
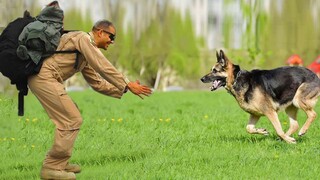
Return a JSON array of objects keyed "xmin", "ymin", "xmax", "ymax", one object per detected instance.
[
  {"xmin": 40, "ymin": 167, "xmax": 76, "ymax": 180},
  {"xmin": 65, "ymin": 163, "xmax": 81, "ymax": 173}
]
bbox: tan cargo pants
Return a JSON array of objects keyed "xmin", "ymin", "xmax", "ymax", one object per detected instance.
[{"xmin": 28, "ymin": 61, "xmax": 83, "ymax": 170}]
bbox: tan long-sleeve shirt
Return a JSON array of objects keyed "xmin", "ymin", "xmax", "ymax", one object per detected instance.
[{"xmin": 46, "ymin": 31, "xmax": 128, "ymax": 98}]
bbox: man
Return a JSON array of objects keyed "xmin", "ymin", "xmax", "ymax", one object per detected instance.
[{"xmin": 28, "ymin": 20, "xmax": 152, "ymax": 179}]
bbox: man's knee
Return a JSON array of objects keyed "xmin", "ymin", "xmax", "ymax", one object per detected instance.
[{"xmin": 73, "ymin": 117, "xmax": 83, "ymax": 128}]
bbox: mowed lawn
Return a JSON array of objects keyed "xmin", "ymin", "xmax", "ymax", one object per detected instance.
[{"xmin": 1, "ymin": 90, "xmax": 320, "ymax": 179}]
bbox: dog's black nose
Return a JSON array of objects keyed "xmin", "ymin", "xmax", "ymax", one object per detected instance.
[{"xmin": 200, "ymin": 77, "xmax": 205, "ymax": 82}]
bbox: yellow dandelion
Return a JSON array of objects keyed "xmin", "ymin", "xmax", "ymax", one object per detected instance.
[
  {"xmin": 204, "ymin": 115, "xmax": 208, "ymax": 119},
  {"xmin": 11, "ymin": 138, "xmax": 15, "ymax": 141},
  {"xmin": 32, "ymin": 118, "xmax": 38, "ymax": 122},
  {"xmin": 118, "ymin": 118, "xmax": 123, "ymax": 123},
  {"xmin": 18, "ymin": 118, "xmax": 21, "ymax": 122},
  {"xmin": 165, "ymin": 118, "xmax": 171, "ymax": 122},
  {"xmin": 159, "ymin": 118, "xmax": 163, "ymax": 122},
  {"xmin": 283, "ymin": 121, "xmax": 287, "ymax": 125},
  {"xmin": 31, "ymin": 145, "xmax": 35, "ymax": 148},
  {"xmin": 274, "ymin": 154, "xmax": 279, "ymax": 158},
  {"xmin": 111, "ymin": 118, "xmax": 115, "ymax": 122},
  {"xmin": 26, "ymin": 118, "xmax": 30, "ymax": 122}
]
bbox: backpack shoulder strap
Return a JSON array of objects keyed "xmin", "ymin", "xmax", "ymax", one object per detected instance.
[
  {"xmin": 44, "ymin": 49, "xmax": 80, "ymax": 69},
  {"xmin": 54, "ymin": 50, "xmax": 81, "ymax": 69}
]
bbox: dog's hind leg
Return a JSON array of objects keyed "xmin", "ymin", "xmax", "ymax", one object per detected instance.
[
  {"xmin": 246, "ymin": 114, "xmax": 269, "ymax": 135},
  {"xmin": 294, "ymin": 84, "xmax": 320, "ymax": 136},
  {"xmin": 285, "ymin": 105, "xmax": 299, "ymax": 136},
  {"xmin": 265, "ymin": 111, "xmax": 296, "ymax": 144},
  {"xmin": 298, "ymin": 109, "xmax": 317, "ymax": 136}
]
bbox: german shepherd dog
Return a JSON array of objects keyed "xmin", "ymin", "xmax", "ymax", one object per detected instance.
[{"xmin": 201, "ymin": 50, "xmax": 320, "ymax": 143}]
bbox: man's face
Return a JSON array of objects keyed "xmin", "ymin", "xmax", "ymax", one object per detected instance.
[{"xmin": 97, "ymin": 26, "xmax": 116, "ymax": 50}]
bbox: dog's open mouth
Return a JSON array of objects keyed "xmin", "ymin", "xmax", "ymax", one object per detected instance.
[{"xmin": 211, "ymin": 79, "xmax": 226, "ymax": 91}]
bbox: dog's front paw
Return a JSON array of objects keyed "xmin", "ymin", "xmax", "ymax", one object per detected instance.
[
  {"xmin": 282, "ymin": 135, "xmax": 296, "ymax": 144},
  {"xmin": 256, "ymin": 128, "xmax": 269, "ymax": 135},
  {"xmin": 298, "ymin": 129, "xmax": 307, "ymax": 136}
]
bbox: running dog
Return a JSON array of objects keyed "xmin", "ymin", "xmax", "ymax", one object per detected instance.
[{"xmin": 201, "ymin": 50, "xmax": 320, "ymax": 143}]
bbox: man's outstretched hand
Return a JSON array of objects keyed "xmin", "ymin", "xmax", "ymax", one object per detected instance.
[{"xmin": 127, "ymin": 80, "xmax": 152, "ymax": 99}]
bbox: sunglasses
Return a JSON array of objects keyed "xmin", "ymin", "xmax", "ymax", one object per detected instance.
[{"xmin": 98, "ymin": 29, "xmax": 116, "ymax": 41}]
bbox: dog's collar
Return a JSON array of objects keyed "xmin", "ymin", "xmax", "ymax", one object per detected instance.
[
  {"xmin": 232, "ymin": 65, "xmax": 242, "ymax": 85},
  {"xmin": 226, "ymin": 70, "xmax": 243, "ymax": 97},
  {"xmin": 235, "ymin": 70, "xmax": 242, "ymax": 81}
]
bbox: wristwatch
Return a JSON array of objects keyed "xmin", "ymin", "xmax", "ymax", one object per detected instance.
[
  {"xmin": 124, "ymin": 85, "xmax": 129, "ymax": 93},
  {"xmin": 124, "ymin": 77, "xmax": 130, "ymax": 93}
]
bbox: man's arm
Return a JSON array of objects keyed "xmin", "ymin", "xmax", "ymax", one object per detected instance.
[
  {"xmin": 81, "ymin": 64, "xmax": 125, "ymax": 98},
  {"xmin": 75, "ymin": 34, "xmax": 127, "ymax": 91}
]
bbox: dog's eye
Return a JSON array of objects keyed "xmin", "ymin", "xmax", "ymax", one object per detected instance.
[{"xmin": 212, "ymin": 69, "xmax": 217, "ymax": 73}]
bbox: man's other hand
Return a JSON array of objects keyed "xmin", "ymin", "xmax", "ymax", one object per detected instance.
[{"xmin": 127, "ymin": 80, "xmax": 152, "ymax": 99}]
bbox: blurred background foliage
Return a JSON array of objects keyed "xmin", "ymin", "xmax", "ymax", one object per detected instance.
[{"xmin": 0, "ymin": 0, "xmax": 320, "ymax": 93}]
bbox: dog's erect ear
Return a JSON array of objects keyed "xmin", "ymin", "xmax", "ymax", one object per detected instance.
[
  {"xmin": 219, "ymin": 50, "xmax": 224, "ymax": 58},
  {"xmin": 218, "ymin": 50, "xmax": 228, "ymax": 67}
]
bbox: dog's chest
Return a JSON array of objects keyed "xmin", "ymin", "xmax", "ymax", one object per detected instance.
[
  {"xmin": 237, "ymin": 100, "xmax": 263, "ymax": 115},
  {"xmin": 232, "ymin": 87, "xmax": 267, "ymax": 116}
]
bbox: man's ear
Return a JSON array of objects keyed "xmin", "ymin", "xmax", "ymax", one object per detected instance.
[{"xmin": 97, "ymin": 29, "xmax": 104, "ymax": 38}]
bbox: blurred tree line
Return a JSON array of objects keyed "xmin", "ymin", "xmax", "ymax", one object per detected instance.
[
  {"xmin": 0, "ymin": 0, "xmax": 203, "ymax": 92},
  {"xmin": 106, "ymin": 4, "xmax": 202, "ymax": 89},
  {"xmin": 229, "ymin": 0, "xmax": 320, "ymax": 69}
]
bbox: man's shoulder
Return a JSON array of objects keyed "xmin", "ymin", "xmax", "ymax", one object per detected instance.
[
  {"xmin": 61, "ymin": 31, "xmax": 91, "ymax": 44},
  {"xmin": 62, "ymin": 31, "xmax": 88, "ymax": 38}
]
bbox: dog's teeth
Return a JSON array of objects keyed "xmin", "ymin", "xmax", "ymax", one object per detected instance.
[{"xmin": 213, "ymin": 80, "xmax": 220, "ymax": 88}]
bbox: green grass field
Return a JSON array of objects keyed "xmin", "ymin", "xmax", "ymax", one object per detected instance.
[{"xmin": 1, "ymin": 90, "xmax": 320, "ymax": 179}]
